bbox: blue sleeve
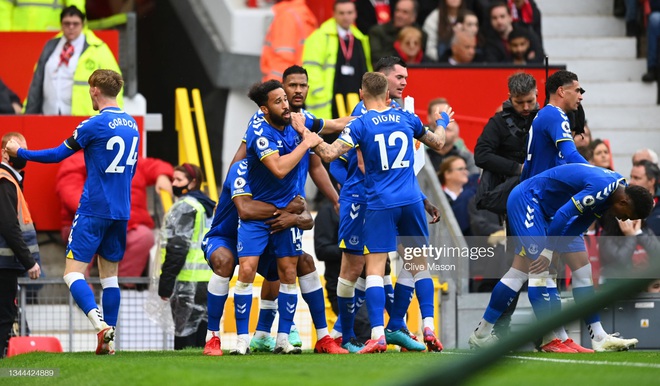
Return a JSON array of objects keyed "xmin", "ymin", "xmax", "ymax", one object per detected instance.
[
  {"xmin": 329, "ymin": 157, "xmax": 348, "ymax": 186},
  {"xmin": 557, "ymin": 140, "xmax": 588, "ymax": 164},
  {"xmin": 230, "ymin": 161, "xmax": 251, "ymax": 198},
  {"xmin": 410, "ymin": 113, "xmax": 427, "ymax": 139},
  {"xmin": 18, "ymin": 142, "xmax": 77, "ymax": 163},
  {"xmin": 338, "ymin": 118, "xmax": 360, "ymax": 148},
  {"xmin": 547, "ymin": 200, "xmax": 595, "ymax": 249}
]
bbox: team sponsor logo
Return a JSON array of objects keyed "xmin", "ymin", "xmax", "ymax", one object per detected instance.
[
  {"xmin": 257, "ymin": 137, "xmax": 269, "ymax": 150},
  {"xmin": 582, "ymin": 195, "xmax": 595, "ymax": 207},
  {"xmin": 234, "ymin": 177, "xmax": 246, "ymax": 189},
  {"xmin": 524, "ymin": 205, "xmax": 535, "ymax": 228},
  {"xmin": 277, "ymin": 140, "xmax": 283, "ymax": 148}
]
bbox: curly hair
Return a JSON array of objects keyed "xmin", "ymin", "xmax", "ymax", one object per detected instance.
[{"xmin": 625, "ymin": 185, "xmax": 654, "ymax": 220}]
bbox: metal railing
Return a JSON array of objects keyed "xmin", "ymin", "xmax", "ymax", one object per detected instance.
[{"xmin": 16, "ymin": 277, "xmax": 173, "ymax": 352}]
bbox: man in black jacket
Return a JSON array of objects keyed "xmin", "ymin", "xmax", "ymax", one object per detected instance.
[
  {"xmin": 472, "ymin": 72, "xmax": 538, "ymax": 337},
  {"xmin": 474, "ymin": 72, "xmax": 538, "ymax": 215},
  {"xmin": 0, "ymin": 132, "xmax": 41, "ymax": 358}
]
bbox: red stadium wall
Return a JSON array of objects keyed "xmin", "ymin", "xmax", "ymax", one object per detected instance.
[
  {"xmin": 0, "ymin": 31, "xmax": 119, "ymax": 102},
  {"xmin": 404, "ymin": 66, "xmax": 564, "ymax": 151},
  {"xmin": 0, "ymin": 116, "xmax": 144, "ymax": 231}
]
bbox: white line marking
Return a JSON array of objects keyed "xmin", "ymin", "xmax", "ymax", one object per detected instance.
[{"xmin": 444, "ymin": 351, "xmax": 660, "ymax": 369}]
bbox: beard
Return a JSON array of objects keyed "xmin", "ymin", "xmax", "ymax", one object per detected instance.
[{"xmin": 269, "ymin": 110, "xmax": 291, "ymax": 127}]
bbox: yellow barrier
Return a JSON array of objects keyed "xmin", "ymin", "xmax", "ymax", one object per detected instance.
[{"xmin": 174, "ymin": 88, "xmax": 218, "ymax": 206}]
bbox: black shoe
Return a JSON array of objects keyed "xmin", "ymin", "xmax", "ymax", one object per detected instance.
[{"xmin": 642, "ymin": 71, "xmax": 657, "ymax": 83}]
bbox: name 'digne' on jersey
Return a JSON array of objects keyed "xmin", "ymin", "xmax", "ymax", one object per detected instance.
[{"xmin": 371, "ymin": 113, "xmax": 401, "ymax": 125}]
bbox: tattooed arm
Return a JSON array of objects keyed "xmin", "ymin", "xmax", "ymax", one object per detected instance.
[
  {"xmin": 419, "ymin": 129, "xmax": 445, "ymax": 152},
  {"xmin": 312, "ymin": 140, "xmax": 353, "ymax": 163}
]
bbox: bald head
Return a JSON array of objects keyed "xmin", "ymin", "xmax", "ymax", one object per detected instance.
[{"xmin": 451, "ymin": 30, "xmax": 476, "ymax": 64}]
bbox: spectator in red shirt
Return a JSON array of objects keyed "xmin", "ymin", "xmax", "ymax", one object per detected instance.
[{"xmin": 56, "ymin": 151, "xmax": 173, "ymax": 283}]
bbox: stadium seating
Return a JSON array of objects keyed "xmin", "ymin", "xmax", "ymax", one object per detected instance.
[{"xmin": 7, "ymin": 336, "xmax": 63, "ymax": 357}]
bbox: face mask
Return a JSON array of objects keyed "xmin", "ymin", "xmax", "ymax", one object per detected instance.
[
  {"xmin": 9, "ymin": 156, "xmax": 27, "ymax": 171},
  {"xmin": 172, "ymin": 185, "xmax": 188, "ymax": 197}
]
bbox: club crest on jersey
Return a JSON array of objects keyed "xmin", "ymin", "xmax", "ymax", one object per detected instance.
[
  {"xmin": 237, "ymin": 242, "xmax": 243, "ymax": 252},
  {"xmin": 349, "ymin": 235, "xmax": 359, "ymax": 245},
  {"xmin": 528, "ymin": 244, "xmax": 539, "ymax": 255},
  {"xmin": 257, "ymin": 137, "xmax": 269, "ymax": 150}
]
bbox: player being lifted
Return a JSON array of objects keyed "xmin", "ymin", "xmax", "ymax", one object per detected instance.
[
  {"xmin": 5, "ymin": 70, "xmax": 137, "ymax": 355},
  {"xmin": 310, "ymin": 72, "xmax": 450, "ymax": 353}
]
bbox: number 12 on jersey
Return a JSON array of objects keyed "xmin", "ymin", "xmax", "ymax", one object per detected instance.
[{"xmin": 374, "ymin": 131, "xmax": 409, "ymax": 171}]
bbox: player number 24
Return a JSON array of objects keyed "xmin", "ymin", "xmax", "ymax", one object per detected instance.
[
  {"xmin": 105, "ymin": 136, "xmax": 138, "ymax": 173},
  {"xmin": 374, "ymin": 131, "xmax": 409, "ymax": 171}
]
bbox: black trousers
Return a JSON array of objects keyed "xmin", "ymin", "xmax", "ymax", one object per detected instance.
[{"xmin": 0, "ymin": 270, "xmax": 19, "ymax": 358}]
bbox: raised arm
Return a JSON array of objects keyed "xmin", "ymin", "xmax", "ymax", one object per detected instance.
[
  {"xmin": 308, "ymin": 153, "xmax": 339, "ymax": 207},
  {"xmin": 261, "ymin": 130, "xmax": 318, "ymax": 179},
  {"xmin": 313, "ymin": 139, "xmax": 352, "ymax": 163}
]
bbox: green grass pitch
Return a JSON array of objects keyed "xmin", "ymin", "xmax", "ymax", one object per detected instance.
[{"xmin": 1, "ymin": 349, "xmax": 659, "ymax": 385}]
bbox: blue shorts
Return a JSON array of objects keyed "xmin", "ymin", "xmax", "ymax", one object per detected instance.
[
  {"xmin": 201, "ymin": 234, "xmax": 279, "ymax": 281},
  {"xmin": 556, "ymin": 235, "xmax": 587, "ymax": 254},
  {"xmin": 237, "ymin": 219, "xmax": 302, "ymax": 258},
  {"xmin": 202, "ymin": 235, "xmax": 237, "ymax": 269},
  {"xmin": 338, "ymin": 198, "xmax": 365, "ymax": 255},
  {"xmin": 507, "ymin": 187, "xmax": 548, "ymax": 260},
  {"xmin": 253, "ymin": 249, "xmax": 280, "ymax": 282},
  {"xmin": 363, "ymin": 201, "xmax": 428, "ymax": 253},
  {"xmin": 508, "ymin": 188, "xmax": 587, "ymax": 259},
  {"xmin": 65, "ymin": 214, "xmax": 127, "ymax": 263}
]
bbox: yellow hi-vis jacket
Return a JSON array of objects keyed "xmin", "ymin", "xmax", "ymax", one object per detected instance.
[
  {"xmin": 23, "ymin": 28, "xmax": 123, "ymax": 116},
  {"xmin": 12, "ymin": 0, "xmax": 86, "ymax": 31}
]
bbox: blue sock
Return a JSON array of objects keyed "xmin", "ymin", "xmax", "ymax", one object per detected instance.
[
  {"xmin": 383, "ymin": 276, "xmax": 395, "ymax": 316},
  {"xmin": 234, "ymin": 285, "xmax": 253, "ymax": 336},
  {"xmin": 337, "ymin": 295, "xmax": 356, "ymax": 342},
  {"xmin": 414, "ymin": 277, "xmax": 435, "ymax": 319},
  {"xmin": 277, "ymin": 284, "xmax": 298, "ymax": 334},
  {"xmin": 386, "ymin": 282, "xmax": 414, "ymax": 331},
  {"xmin": 333, "ymin": 317, "xmax": 342, "ymax": 334},
  {"xmin": 101, "ymin": 287, "xmax": 120, "ymax": 327},
  {"xmin": 573, "ymin": 286, "xmax": 600, "ymax": 324},
  {"xmin": 207, "ymin": 292, "xmax": 228, "ymax": 332},
  {"xmin": 547, "ymin": 285, "xmax": 562, "ymax": 315},
  {"xmin": 70, "ymin": 279, "xmax": 98, "ymax": 315},
  {"xmin": 365, "ymin": 276, "xmax": 385, "ymax": 329},
  {"xmin": 302, "ymin": 288, "xmax": 328, "ymax": 329},
  {"xmin": 355, "ymin": 287, "xmax": 366, "ymax": 312},
  {"xmin": 256, "ymin": 301, "xmax": 277, "ymax": 333},
  {"xmin": 483, "ymin": 281, "xmax": 519, "ymax": 324},
  {"xmin": 528, "ymin": 283, "xmax": 551, "ymax": 321}
]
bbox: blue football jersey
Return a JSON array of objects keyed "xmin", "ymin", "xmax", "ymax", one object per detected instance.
[
  {"xmin": 205, "ymin": 159, "xmax": 251, "ymax": 239},
  {"xmin": 338, "ymin": 99, "xmax": 402, "ymax": 203},
  {"xmin": 521, "ymin": 163, "xmax": 626, "ymax": 220},
  {"xmin": 67, "ymin": 107, "xmax": 139, "ymax": 220},
  {"xmin": 521, "ymin": 104, "xmax": 578, "ymax": 181},
  {"xmin": 245, "ymin": 119, "xmax": 300, "ymax": 208},
  {"xmin": 242, "ymin": 109, "xmax": 319, "ymax": 197},
  {"xmin": 338, "ymin": 107, "xmax": 427, "ymax": 209}
]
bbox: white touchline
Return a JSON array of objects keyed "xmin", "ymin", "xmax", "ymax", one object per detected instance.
[{"xmin": 444, "ymin": 352, "xmax": 660, "ymax": 369}]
